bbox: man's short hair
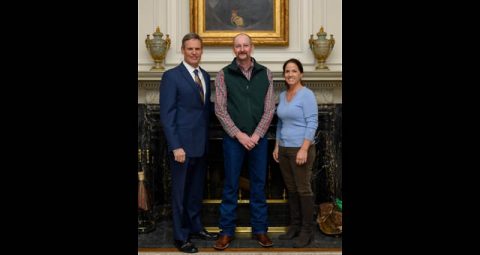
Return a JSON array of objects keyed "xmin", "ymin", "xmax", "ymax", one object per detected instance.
[{"xmin": 182, "ymin": 33, "xmax": 203, "ymax": 49}]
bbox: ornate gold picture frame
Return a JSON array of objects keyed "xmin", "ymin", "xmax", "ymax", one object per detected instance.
[{"xmin": 190, "ymin": 0, "xmax": 289, "ymax": 46}]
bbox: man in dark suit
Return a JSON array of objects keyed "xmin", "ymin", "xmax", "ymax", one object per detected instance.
[{"xmin": 160, "ymin": 32, "xmax": 218, "ymax": 253}]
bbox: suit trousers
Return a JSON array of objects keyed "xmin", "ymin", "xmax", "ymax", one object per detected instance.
[{"xmin": 170, "ymin": 155, "xmax": 207, "ymax": 241}]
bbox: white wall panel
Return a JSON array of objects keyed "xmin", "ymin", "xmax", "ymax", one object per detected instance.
[{"xmin": 138, "ymin": 0, "xmax": 342, "ymax": 72}]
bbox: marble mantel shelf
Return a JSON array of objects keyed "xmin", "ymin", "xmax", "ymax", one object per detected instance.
[
  {"xmin": 138, "ymin": 70, "xmax": 342, "ymax": 104},
  {"xmin": 138, "ymin": 70, "xmax": 342, "ymax": 81}
]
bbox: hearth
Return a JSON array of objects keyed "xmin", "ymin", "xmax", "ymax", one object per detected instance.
[{"xmin": 138, "ymin": 103, "xmax": 342, "ymax": 231}]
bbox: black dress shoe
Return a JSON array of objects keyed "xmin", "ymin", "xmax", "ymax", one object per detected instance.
[
  {"xmin": 174, "ymin": 240, "xmax": 198, "ymax": 253},
  {"xmin": 189, "ymin": 229, "xmax": 219, "ymax": 240}
]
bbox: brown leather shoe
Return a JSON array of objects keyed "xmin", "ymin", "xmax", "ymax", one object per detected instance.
[
  {"xmin": 213, "ymin": 235, "xmax": 233, "ymax": 250},
  {"xmin": 254, "ymin": 233, "xmax": 273, "ymax": 247}
]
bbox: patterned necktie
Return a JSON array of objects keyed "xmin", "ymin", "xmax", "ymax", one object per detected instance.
[{"xmin": 193, "ymin": 69, "xmax": 205, "ymax": 104}]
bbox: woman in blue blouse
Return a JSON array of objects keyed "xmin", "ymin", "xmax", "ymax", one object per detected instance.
[{"xmin": 273, "ymin": 58, "xmax": 318, "ymax": 247}]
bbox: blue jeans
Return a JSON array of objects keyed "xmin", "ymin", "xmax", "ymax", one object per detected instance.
[{"xmin": 219, "ymin": 134, "xmax": 269, "ymax": 236}]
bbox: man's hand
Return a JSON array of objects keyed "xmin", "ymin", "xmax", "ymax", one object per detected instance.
[
  {"xmin": 173, "ymin": 148, "xmax": 186, "ymax": 163},
  {"xmin": 250, "ymin": 133, "xmax": 260, "ymax": 145},
  {"xmin": 235, "ymin": 132, "xmax": 256, "ymax": 150}
]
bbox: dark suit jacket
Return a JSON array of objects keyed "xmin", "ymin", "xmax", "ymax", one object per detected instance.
[{"xmin": 159, "ymin": 63, "xmax": 211, "ymax": 157}]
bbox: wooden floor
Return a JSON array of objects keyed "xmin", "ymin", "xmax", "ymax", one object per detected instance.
[{"xmin": 138, "ymin": 247, "xmax": 342, "ymax": 254}]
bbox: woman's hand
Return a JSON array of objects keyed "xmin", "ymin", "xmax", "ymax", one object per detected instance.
[
  {"xmin": 272, "ymin": 146, "xmax": 279, "ymax": 163},
  {"xmin": 296, "ymin": 148, "xmax": 308, "ymax": 165}
]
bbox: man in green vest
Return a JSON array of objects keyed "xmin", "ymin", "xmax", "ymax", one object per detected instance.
[{"xmin": 213, "ymin": 33, "xmax": 275, "ymax": 250}]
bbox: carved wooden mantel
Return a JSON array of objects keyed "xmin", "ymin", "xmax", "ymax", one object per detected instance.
[{"xmin": 138, "ymin": 71, "xmax": 342, "ymax": 105}]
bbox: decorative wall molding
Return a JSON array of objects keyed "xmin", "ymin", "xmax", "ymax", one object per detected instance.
[
  {"xmin": 138, "ymin": 70, "xmax": 342, "ymax": 80},
  {"xmin": 137, "ymin": 80, "xmax": 341, "ymax": 91}
]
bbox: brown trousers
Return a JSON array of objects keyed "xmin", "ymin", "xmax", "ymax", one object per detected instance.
[{"xmin": 278, "ymin": 146, "xmax": 316, "ymax": 196}]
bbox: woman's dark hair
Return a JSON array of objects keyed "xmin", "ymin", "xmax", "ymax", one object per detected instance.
[
  {"xmin": 282, "ymin": 58, "xmax": 304, "ymax": 74},
  {"xmin": 282, "ymin": 58, "xmax": 304, "ymax": 89}
]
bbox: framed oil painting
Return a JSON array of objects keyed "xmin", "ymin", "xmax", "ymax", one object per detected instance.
[{"xmin": 190, "ymin": 0, "xmax": 289, "ymax": 46}]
